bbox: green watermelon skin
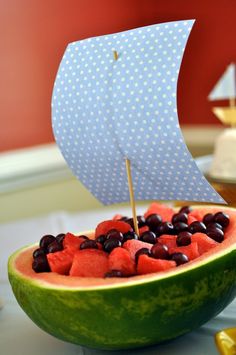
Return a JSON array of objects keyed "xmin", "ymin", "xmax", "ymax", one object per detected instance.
[{"xmin": 8, "ymin": 247, "xmax": 236, "ymax": 350}]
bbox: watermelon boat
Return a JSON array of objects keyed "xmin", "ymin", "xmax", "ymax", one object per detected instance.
[
  {"xmin": 8, "ymin": 20, "xmax": 236, "ymax": 350},
  {"xmin": 8, "ymin": 204, "xmax": 236, "ymax": 350}
]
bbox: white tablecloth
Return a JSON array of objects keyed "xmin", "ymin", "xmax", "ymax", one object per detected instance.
[{"xmin": 1, "ymin": 207, "xmax": 236, "ymax": 355}]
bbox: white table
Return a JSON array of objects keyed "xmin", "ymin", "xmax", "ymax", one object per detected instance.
[{"xmin": 1, "ymin": 207, "xmax": 236, "ymax": 355}]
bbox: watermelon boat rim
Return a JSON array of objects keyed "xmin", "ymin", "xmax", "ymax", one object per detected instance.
[{"xmin": 8, "ymin": 205, "xmax": 236, "ymax": 291}]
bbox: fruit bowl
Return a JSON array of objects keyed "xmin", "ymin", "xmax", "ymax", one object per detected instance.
[{"xmin": 8, "ymin": 205, "xmax": 236, "ymax": 350}]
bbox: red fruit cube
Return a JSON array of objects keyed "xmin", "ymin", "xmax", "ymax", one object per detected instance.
[
  {"xmin": 95, "ymin": 220, "xmax": 132, "ymax": 238},
  {"xmin": 188, "ymin": 210, "xmax": 204, "ymax": 223},
  {"xmin": 158, "ymin": 235, "xmax": 177, "ymax": 248},
  {"xmin": 137, "ymin": 254, "xmax": 176, "ymax": 275},
  {"xmin": 63, "ymin": 233, "xmax": 85, "ymax": 251},
  {"xmin": 169, "ymin": 242, "xmax": 200, "ymax": 261},
  {"xmin": 69, "ymin": 249, "xmax": 109, "ymax": 278},
  {"xmin": 144, "ymin": 202, "xmax": 174, "ymax": 222},
  {"xmin": 108, "ymin": 247, "xmax": 136, "ymax": 276},
  {"xmin": 139, "ymin": 225, "xmax": 149, "ymax": 235},
  {"xmin": 191, "ymin": 233, "xmax": 218, "ymax": 254},
  {"xmin": 187, "ymin": 214, "xmax": 198, "ymax": 225},
  {"xmin": 47, "ymin": 249, "xmax": 74, "ymax": 275},
  {"xmin": 112, "ymin": 214, "xmax": 123, "ymax": 221},
  {"xmin": 123, "ymin": 239, "xmax": 152, "ymax": 260}
]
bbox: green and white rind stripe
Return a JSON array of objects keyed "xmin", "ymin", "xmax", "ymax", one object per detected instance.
[{"xmin": 8, "ymin": 248, "xmax": 236, "ymax": 350}]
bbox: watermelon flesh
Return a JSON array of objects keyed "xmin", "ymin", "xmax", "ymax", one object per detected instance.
[
  {"xmin": 7, "ymin": 205, "xmax": 236, "ymax": 350},
  {"xmin": 32, "ymin": 205, "xmax": 235, "ymax": 277},
  {"xmin": 137, "ymin": 254, "xmax": 176, "ymax": 274},
  {"xmin": 63, "ymin": 233, "xmax": 85, "ymax": 251},
  {"xmin": 47, "ymin": 249, "xmax": 74, "ymax": 275},
  {"xmin": 169, "ymin": 242, "xmax": 200, "ymax": 261},
  {"xmin": 123, "ymin": 239, "xmax": 152, "ymax": 260},
  {"xmin": 144, "ymin": 202, "xmax": 175, "ymax": 221},
  {"xmin": 191, "ymin": 233, "xmax": 218, "ymax": 254},
  {"xmin": 158, "ymin": 235, "xmax": 177, "ymax": 248},
  {"xmin": 108, "ymin": 247, "xmax": 136, "ymax": 276},
  {"xmin": 188, "ymin": 210, "xmax": 202, "ymax": 223},
  {"xmin": 69, "ymin": 249, "xmax": 109, "ymax": 278},
  {"xmin": 95, "ymin": 220, "xmax": 132, "ymax": 238}
]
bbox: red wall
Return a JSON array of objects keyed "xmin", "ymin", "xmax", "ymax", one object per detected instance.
[{"xmin": 0, "ymin": 0, "xmax": 235, "ymax": 152}]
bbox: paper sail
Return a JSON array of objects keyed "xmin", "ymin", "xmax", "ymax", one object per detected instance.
[
  {"xmin": 208, "ymin": 63, "xmax": 236, "ymax": 101},
  {"xmin": 52, "ymin": 20, "xmax": 225, "ymax": 205}
]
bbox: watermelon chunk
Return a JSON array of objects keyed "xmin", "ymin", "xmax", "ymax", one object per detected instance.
[
  {"xmin": 158, "ymin": 235, "xmax": 177, "ymax": 248},
  {"xmin": 139, "ymin": 225, "xmax": 149, "ymax": 235},
  {"xmin": 169, "ymin": 242, "xmax": 200, "ymax": 261},
  {"xmin": 95, "ymin": 220, "xmax": 132, "ymax": 238},
  {"xmin": 188, "ymin": 210, "xmax": 204, "ymax": 223},
  {"xmin": 123, "ymin": 239, "xmax": 152, "ymax": 260},
  {"xmin": 187, "ymin": 214, "xmax": 198, "ymax": 225},
  {"xmin": 137, "ymin": 254, "xmax": 176, "ymax": 275},
  {"xmin": 144, "ymin": 202, "xmax": 174, "ymax": 222},
  {"xmin": 108, "ymin": 248, "xmax": 136, "ymax": 276},
  {"xmin": 63, "ymin": 233, "xmax": 85, "ymax": 251},
  {"xmin": 191, "ymin": 233, "xmax": 218, "ymax": 254},
  {"xmin": 112, "ymin": 214, "xmax": 123, "ymax": 221},
  {"xmin": 47, "ymin": 249, "xmax": 74, "ymax": 275},
  {"xmin": 69, "ymin": 249, "xmax": 109, "ymax": 278}
]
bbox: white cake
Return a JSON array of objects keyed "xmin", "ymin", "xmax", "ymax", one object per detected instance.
[{"xmin": 209, "ymin": 128, "xmax": 236, "ymax": 179}]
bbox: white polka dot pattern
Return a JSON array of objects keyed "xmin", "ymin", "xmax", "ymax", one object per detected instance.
[{"xmin": 52, "ymin": 20, "xmax": 225, "ymax": 205}]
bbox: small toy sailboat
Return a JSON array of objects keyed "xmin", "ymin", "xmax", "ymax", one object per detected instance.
[
  {"xmin": 208, "ymin": 63, "xmax": 236, "ymax": 180},
  {"xmin": 52, "ymin": 19, "xmax": 225, "ymax": 230},
  {"xmin": 208, "ymin": 63, "xmax": 236, "ymax": 126}
]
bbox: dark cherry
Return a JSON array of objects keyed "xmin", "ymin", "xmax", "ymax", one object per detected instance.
[
  {"xmin": 55, "ymin": 233, "xmax": 65, "ymax": 244},
  {"xmin": 103, "ymin": 239, "xmax": 121, "ymax": 253},
  {"xmin": 179, "ymin": 206, "xmax": 192, "ymax": 214},
  {"xmin": 126, "ymin": 218, "xmax": 135, "ymax": 229},
  {"xmin": 135, "ymin": 248, "xmax": 151, "ymax": 262},
  {"xmin": 39, "ymin": 235, "xmax": 56, "ymax": 250},
  {"xmin": 176, "ymin": 231, "xmax": 192, "ymax": 246},
  {"xmin": 47, "ymin": 240, "xmax": 63, "ymax": 253},
  {"xmin": 95, "ymin": 234, "xmax": 106, "ymax": 244},
  {"xmin": 172, "ymin": 213, "xmax": 188, "ymax": 225},
  {"xmin": 32, "ymin": 255, "xmax": 50, "ymax": 273},
  {"xmin": 173, "ymin": 222, "xmax": 188, "ymax": 234},
  {"xmin": 145, "ymin": 214, "xmax": 162, "ymax": 231},
  {"xmin": 106, "ymin": 229, "xmax": 123, "ymax": 242},
  {"xmin": 151, "ymin": 243, "xmax": 169, "ymax": 260},
  {"xmin": 206, "ymin": 228, "xmax": 224, "ymax": 243},
  {"xmin": 140, "ymin": 231, "xmax": 156, "ymax": 244},
  {"xmin": 78, "ymin": 235, "xmax": 89, "ymax": 240},
  {"xmin": 33, "ymin": 247, "xmax": 45, "ymax": 259},
  {"xmin": 170, "ymin": 252, "xmax": 189, "ymax": 265},
  {"xmin": 104, "ymin": 270, "xmax": 123, "ymax": 278},
  {"xmin": 137, "ymin": 215, "xmax": 146, "ymax": 228},
  {"xmin": 157, "ymin": 222, "xmax": 175, "ymax": 236},
  {"xmin": 123, "ymin": 231, "xmax": 138, "ymax": 242},
  {"xmin": 214, "ymin": 212, "xmax": 230, "ymax": 229},
  {"xmin": 119, "ymin": 216, "xmax": 129, "ymax": 222},
  {"xmin": 202, "ymin": 213, "xmax": 215, "ymax": 226},
  {"xmin": 206, "ymin": 222, "xmax": 223, "ymax": 231},
  {"xmin": 188, "ymin": 221, "xmax": 206, "ymax": 234},
  {"xmin": 80, "ymin": 239, "xmax": 98, "ymax": 250},
  {"xmin": 126, "ymin": 216, "xmax": 146, "ymax": 229}
]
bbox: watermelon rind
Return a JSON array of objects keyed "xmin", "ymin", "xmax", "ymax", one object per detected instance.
[{"xmin": 8, "ymin": 206, "xmax": 236, "ymax": 350}]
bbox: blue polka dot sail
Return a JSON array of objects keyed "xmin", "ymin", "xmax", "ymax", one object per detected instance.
[{"xmin": 52, "ymin": 20, "xmax": 225, "ymax": 205}]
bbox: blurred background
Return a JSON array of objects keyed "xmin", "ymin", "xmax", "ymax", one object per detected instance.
[{"xmin": 1, "ymin": 0, "xmax": 236, "ymax": 222}]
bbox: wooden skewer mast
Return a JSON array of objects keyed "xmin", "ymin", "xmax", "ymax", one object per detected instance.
[
  {"xmin": 229, "ymin": 97, "xmax": 235, "ymax": 108},
  {"xmin": 125, "ymin": 159, "xmax": 139, "ymax": 236},
  {"xmin": 113, "ymin": 50, "xmax": 139, "ymax": 236}
]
